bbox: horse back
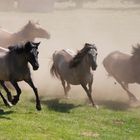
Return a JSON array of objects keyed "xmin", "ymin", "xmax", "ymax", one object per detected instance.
[
  {"xmin": 53, "ymin": 50, "xmax": 74, "ymax": 63},
  {"xmin": 0, "ymin": 29, "xmax": 11, "ymax": 38},
  {"xmin": 0, "ymin": 29, "xmax": 12, "ymax": 47}
]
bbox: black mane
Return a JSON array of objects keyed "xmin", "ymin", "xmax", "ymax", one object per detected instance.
[
  {"xmin": 8, "ymin": 44, "xmax": 25, "ymax": 54},
  {"xmin": 69, "ymin": 43, "xmax": 96, "ymax": 68},
  {"xmin": 8, "ymin": 41, "xmax": 34, "ymax": 54}
]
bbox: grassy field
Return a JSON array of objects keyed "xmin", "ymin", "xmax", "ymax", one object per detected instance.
[
  {"xmin": 0, "ymin": 93, "xmax": 140, "ymax": 140},
  {"xmin": 0, "ymin": 4, "xmax": 140, "ymax": 139}
]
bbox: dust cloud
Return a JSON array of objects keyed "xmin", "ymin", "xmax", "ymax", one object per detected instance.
[{"xmin": 1, "ymin": 0, "xmax": 140, "ymax": 105}]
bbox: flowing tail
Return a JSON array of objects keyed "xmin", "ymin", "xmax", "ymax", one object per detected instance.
[{"xmin": 50, "ymin": 52, "xmax": 60, "ymax": 79}]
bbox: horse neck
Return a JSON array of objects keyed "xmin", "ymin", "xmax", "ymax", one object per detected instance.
[
  {"xmin": 78, "ymin": 55, "xmax": 91, "ymax": 73},
  {"xmin": 12, "ymin": 28, "xmax": 35, "ymax": 42},
  {"xmin": 9, "ymin": 53, "xmax": 28, "ymax": 69}
]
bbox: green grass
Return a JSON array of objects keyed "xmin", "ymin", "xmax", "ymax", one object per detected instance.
[{"xmin": 0, "ymin": 94, "xmax": 140, "ymax": 140}]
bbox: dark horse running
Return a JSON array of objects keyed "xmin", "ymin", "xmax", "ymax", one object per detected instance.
[
  {"xmin": 103, "ymin": 44, "xmax": 140, "ymax": 103},
  {"xmin": 50, "ymin": 43, "xmax": 98, "ymax": 108},
  {"xmin": 0, "ymin": 41, "xmax": 41, "ymax": 110}
]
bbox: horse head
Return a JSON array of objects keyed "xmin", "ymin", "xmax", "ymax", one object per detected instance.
[
  {"xmin": 25, "ymin": 41, "xmax": 40, "ymax": 70},
  {"xmin": 85, "ymin": 43, "xmax": 98, "ymax": 70},
  {"xmin": 26, "ymin": 20, "xmax": 50, "ymax": 39}
]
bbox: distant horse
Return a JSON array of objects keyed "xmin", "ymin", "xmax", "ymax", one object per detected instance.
[
  {"xmin": 103, "ymin": 44, "xmax": 140, "ymax": 102},
  {"xmin": 0, "ymin": 20, "xmax": 50, "ymax": 47},
  {"xmin": 0, "ymin": 41, "xmax": 41, "ymax": 110},
  {"xmin": 50, "ymin": 43, "xmax": 98, "ymax": 108}
]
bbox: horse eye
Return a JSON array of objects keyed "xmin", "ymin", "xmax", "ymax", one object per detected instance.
[{"xmin": 37, "ymin": 52, "xmax": 39, "ymax": 55}]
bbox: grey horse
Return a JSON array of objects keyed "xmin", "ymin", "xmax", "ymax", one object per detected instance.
[
  {"xmin": 0, "ymin": 20, "xmax": 50, "ymax": 47},
  {"xmin": 0, "ymin": 41, "xmax": 41, "ymax": 110},
  {"xmin": 50, "ymin": 43, "xmax": 98, "ymax": 108},
  {"xmin": 103, "ymin": 44, "xmax": 140, "ymax": 103}
]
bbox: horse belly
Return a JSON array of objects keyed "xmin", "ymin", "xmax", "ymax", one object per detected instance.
[
  {"xmin": 65, "ymin": 76, "xmax": 80, "ymax": 85},
  {"xmin": 0, "ymin": 71, "xmax": 9, "ymax": 81},
  {"xmin": 58, "ymin": 66, "xmax": 80, "ymax": 85}
]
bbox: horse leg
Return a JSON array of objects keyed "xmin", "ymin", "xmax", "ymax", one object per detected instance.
[
  {"xmin": 66, "ymin": 82, "xmax": 71, "ymax": 93},
  {"xmin": 0, "ymin": 91, "xmax": 12, "ymax": 107},
  {"xmin": 0, "ymin": 81, "xmax": 12, "ymax": 102},
  {"xmin": 24, "ymin": 78, "xmax": 41, "ymax": 111},
  {"xmin": 88, "ymin": 77, "xmax": 98, "ymax": 109},
  {"xmin": 60, "ymin": 77, "xmax": 69, "ymax": 98},
  {"xmin": 88, "ymin": 76, "xmax": 93, "ymax": 94},
  {"xmin": 81, "ymin": 83, "xmax": 98, "ymax": 109},
  {"xmin": 113, "ymin": 75, "xmax": 138, "ymax": 101},
  {"xmin": 122, "ymin": 83, "xmax": 137, "ymax": 101},
  {"xmin": 10, "ymin": 81, "xmax": 21, "ymax": 105}
]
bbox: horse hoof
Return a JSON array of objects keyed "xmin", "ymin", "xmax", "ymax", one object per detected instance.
[
  {"xmin": 130, "ymin": 100, "xmax": 140, "ymax": 108},
  {"xmin": 93, "ymin": 104, "xmax": 99, "ymax": 110},
  {"xmin": 11, "ymin": 99, "xmax": 18, "ymax": 105},
  {"xmin": 65, "ymin": 96, "xmax": 70, "ymax": 99},
  {"xmin": 36, "ymin": 105, "xmax": 41, "ymax": 111},
  {"xmin": 7, "ymin": 95, "xmax": 12, "ymax": 102},
  {"xmin": 129, "ymin": 96, "xmax": 139, "ymax": 103},
  {"xmin": 0, "ymin": 109, "xmax": 4, "ymax": 113},
  {"xmin": 11, "ymin": 96, "xmax": 19, "ymax": 105},
  {"xmin": 6, "ymin": 101, "xmax": 13, "ymax": 108}
]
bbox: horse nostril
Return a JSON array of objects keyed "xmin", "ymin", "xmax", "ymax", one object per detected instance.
[
  {"xmin": 33, "ymin": 66, "xmax": 38, "ymax": 70},
  {"xmin": 33, "ymin": 64, "xmax": 39, "ymax": 70}
]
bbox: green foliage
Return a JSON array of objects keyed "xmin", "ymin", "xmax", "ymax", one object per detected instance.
[{"xmin": 0, "ymin": 95, "xmax": 140, "ymax": 140}]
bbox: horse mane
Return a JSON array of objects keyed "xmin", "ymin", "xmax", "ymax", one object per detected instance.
[
  {"xmin": 8, "ymin": 44, "xmax": 25, "ymax": 54},
  {"xmin": 20, "ymin": 21, "xmax": 36, "ymax": 32},
  {"xmin": 131, "ymin": 43, "xmax": 140, "ymax": 57},
  {"xmin": 69, "ymin": 45, "xmax": 92, "ymax": 68}
]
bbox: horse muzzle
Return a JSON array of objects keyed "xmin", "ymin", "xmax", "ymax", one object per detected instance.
[
  {"xmin": 46, "ymin": 32, "xmax": 51, "ymax": 39},
  {"xmin": 92, "ymin": 64, "xmax": 97, "ymax": 71},
  {"xmin": 33, "ymin": 64, "xmax": 39, "ymax": 70}
]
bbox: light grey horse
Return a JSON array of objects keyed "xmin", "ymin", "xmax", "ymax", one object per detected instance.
[
  {"xmin": 103, "ymin": 44, "xmax": 140, "ymax": 102},
  {"xmin": 50, "ymin": 43, "xmax": 98, "ymax": 108},
  {"xmin": 0, "ymin": 20, "xmax": 50, "ymax": 47},
  {"xmin": 0, "ymin": 41, "xmax": 41, "ymax": 110}
]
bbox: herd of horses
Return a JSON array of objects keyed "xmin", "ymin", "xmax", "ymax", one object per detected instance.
[{"xmin": 0, "ymin": 20, "xmax": 140, "ymax": 111}]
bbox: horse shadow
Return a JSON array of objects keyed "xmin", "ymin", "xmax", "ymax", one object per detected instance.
[
  {"xmin": 97, "ymin": 100, "xmax": 131, "ymax": 111},
  {"xmin": 0, "ymin": 109, "xmax": 13, "ymax": 120},
  {"xmin": 41, "ymin": 98, "xmax": 82, "ymax": 113}
]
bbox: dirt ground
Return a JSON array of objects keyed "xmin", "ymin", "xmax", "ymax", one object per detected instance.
[{"xmin": 0, "ymin": 0, "xmax": 140, "ymax": 104}]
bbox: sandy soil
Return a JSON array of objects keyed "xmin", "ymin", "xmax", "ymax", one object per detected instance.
[{"xmin": 0, "ymin": 1, "xmax": 140, "ymax": 105}]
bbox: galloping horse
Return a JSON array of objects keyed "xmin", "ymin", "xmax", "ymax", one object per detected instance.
[
  {"xmin": 50, "ymin": 43, "xmax": 98, "ymax": 108},
  {"xmin": 103, "ymin": 44, "xmax": 140, "ymax": 103},
  {"xmin": 0, "ymin": 20, "xmax": 50, "ymax": 48},
  {"xmin": 0, "ymin": 41, "xmax": 41, "ymax": 110}
]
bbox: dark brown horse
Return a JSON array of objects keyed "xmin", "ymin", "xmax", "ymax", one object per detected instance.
[
  {"xmin": 50, "ymin": 43, "xmax": 98, "ymax": 108},
  {"xmin": 103, "ymin": 44, "xmax": 140, "ymax": 103},
  {"xmin": 0, "ymin": 41, "xmax": 41, "ymax": 110},
  {"xmin": 0, "ymin": 20, "xmax": 50, "ymax": 48}
]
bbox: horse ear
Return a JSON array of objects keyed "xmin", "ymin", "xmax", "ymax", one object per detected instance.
[
  {"xmin": 8, "ymin": 46, "xmax": 14, "ymax": 51},
  {"xmin": 28, "ymin": 20, "xmax": 32, "ymax": 25},
  {"xmin": 32, "ymin": 42, "xmax": 41, "ymax": 47},
  {"xmin": 85, "ymin": 43, "xmax": 90, "ymax": 47},
  {"xmin": 25, "ymin": 41, "xmax": 32, "ymax": 51}
]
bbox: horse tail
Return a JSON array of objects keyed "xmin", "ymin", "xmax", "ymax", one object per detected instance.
[{"xmin": 50, "ymin": 52, "xmax": 60, "ymax": 79}]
